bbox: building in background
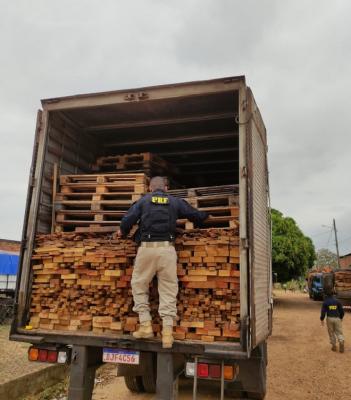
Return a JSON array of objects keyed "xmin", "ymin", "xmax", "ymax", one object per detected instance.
[
  {"xmin": 0, "ymin": 239, "xmax": 20, "ymax": 253},
  {"xmin": 340, "ymin": 252, "xmax": 351, "ymax": 269},
  {"xmin": 0, "ymin": 239, "xmax": 20, "ymax": 294}
]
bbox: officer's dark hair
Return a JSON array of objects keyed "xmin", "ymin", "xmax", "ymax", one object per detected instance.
[{"xmin": 149, "ymin": 176, "xmax": 167, "ymax": 191}]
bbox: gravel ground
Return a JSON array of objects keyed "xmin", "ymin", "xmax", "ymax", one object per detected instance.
[{"xmin": 0, "ymin": 325, "xmax": 49, "ymax": 385}]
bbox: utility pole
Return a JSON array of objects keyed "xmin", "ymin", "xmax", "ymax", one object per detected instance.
[{"xmin": 333, "ymin": 218, "xmax": 341, "ymax": 268}]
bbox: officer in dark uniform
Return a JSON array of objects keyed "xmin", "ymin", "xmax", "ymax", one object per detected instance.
[
  {"xmin": 320, "ymin": 291, "xmax": 345, "ymax": 352},
  {"xmin": 118, "ymin": 176, "xmax": 208, "ymax": 348}
]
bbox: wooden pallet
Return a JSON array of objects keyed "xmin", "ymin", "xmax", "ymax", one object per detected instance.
[
  {"xmin": 168, "ymin": 184, "xmax": 239, "ymax": 198},
  {"xmin": 59, "ymin": 173, "xmax": 147, "ymax": 195},
  {"xmin": 187, "ymin": 194, "xmax": 238, "ymax": 208},
  {"xmin": 54, "ymin": 178, "xmax": 240, "ymax": 234},
  {"xmin": 177, "ymin": 211, "xmax": 239, "ymax": 230},
  {"xmin": 60, "ymin": 173, "xmax": 147, "ymax": 184},
  {"xmin": 169, "ymin": 185, "xmax": 239, "ymax": 231},
  {"xmin": 93, "ymin": 153, "xmax": 178, "ymax": 176},
  {"xmin": 55, "ymin": 173, "xmax": 148, "ymax": 232}
]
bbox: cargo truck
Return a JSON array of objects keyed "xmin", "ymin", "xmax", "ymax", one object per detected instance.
[{"xmin": 10, "ymin": 76, "xmax": 272, "ymax": 400}]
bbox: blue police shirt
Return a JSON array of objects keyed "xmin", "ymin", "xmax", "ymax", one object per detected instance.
[{"xmin": 320, "ymin": 296, "xmax": 344, "ymax": 321}]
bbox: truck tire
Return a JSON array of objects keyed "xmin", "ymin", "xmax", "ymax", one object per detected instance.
[
  {"xmin": 141, "ymin": 372, "xmax": 156, "ymax": 393},
  {"xmin": 124, "ymin": 376, "xmax": 144, "ymax": 393}
]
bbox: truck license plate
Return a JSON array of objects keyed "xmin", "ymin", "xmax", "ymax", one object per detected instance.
[{"xmin": 102, "ymin": 348, "xmax": 140, "ymax": 365}]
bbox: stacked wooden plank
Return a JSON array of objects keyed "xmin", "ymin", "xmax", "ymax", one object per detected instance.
[
  {"xmin": 29, "ymin": 234, "xmax": 137, "ymax": 333},
  {"xmin": 168, "ymin": 184, "xmax": 239, "ymax": 230},
  {"xmin": 92, "ymin": 152, "xmax": 178, "ymax": 177},
  {"xmin": 54, "ymin": 173, "xmax": 148, "ymax": 233},
  {"xmin": 29, "ymin": 228, "xmax": 240, "ymax": 341},
  {"xmin": 175, "ymin": 229, "xmax": 240, "ymax": 341},
  {"xmin": 335, "ymin": 269, "xmax": 351, "ymax": 296}
]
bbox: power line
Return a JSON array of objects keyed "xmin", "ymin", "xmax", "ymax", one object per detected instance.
[
  {"xmin": 338, "ymin": 234, "xmax": 351, "ymax": 244},
  {"xmin": 309, "ymin": 231, "xmax": 332, "ymax": 238},
  {"xmin": 311, "ymin": 227, "xmax": 348, "ymax": 238},
  {"xmin": 325, "ymin": 229, "xmax": 333, "ymax": 249}
]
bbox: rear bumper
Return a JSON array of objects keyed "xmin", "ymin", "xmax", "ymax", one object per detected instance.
[{"xmin": 10, "ymin": 330, "xmax": 249, "ymax": 360}]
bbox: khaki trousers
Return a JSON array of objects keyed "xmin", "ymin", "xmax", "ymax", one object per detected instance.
[
  {"xmin": 131, "ymin": 245, "xmax": 178, "ymax": 326},
  {"xmin": 326, "ymin": 317, "xmax": 344, "ymax": 345}
]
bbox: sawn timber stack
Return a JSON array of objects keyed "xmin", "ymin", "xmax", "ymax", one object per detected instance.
[
  {"xmin": 29, "ymin": 228, "xmax": 240, "ymax": 342},
  {"xmin": 335, "ymin": 269, "xmax": 351, "ymax": 297}
]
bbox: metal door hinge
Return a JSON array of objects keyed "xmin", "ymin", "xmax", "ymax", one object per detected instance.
[
  {"xmin": 241, "ymin": 166, "xmax": 247, "ymax": 178},
  {"xmin": 137, "ymin": 92, "xmax": 149, "ymax": 100},
  {"xmin": 241, "ymin": 238, "xmax": 249, "ymax": 249},
  {"xmin": 125, "ymin": 92, "xmax": 149, "ymax": 101},
  {"xmin": 124, "ymin": 93, "xmax": 136, "ymax": 101},
  {"xmin": 241, "ymin": 99, "xmax": 248, "ymax": 111}
]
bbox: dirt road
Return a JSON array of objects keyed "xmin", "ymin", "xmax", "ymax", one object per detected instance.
[{"xmin": 92, "ymin": 291, "xmax": 351, "ymax": 400}]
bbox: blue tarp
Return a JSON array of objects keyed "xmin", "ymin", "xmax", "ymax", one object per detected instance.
[{"xmin": 0, "ymin": 253, "xmax": 19, "ymax": 275}]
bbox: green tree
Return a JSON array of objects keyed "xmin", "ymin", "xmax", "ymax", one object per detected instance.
[
  {"xmin": 272, "ymin": 209, "xmax": 315, "ymax": 282},
  {"xmin": 315, "ymin": 248, "xmax": 338, "ymax": 269}
]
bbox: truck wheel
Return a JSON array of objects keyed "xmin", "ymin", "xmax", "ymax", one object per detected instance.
[
  {"xmin": 141, "ymin": 372, "xmax": 156, "ymax": 393},
  {"xmin": 124, "ymin": 376, "xmax": 144, "ymax": 393}
]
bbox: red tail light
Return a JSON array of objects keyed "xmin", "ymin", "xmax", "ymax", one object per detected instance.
[
  {"xmin": 38, "ymin": 349, "xmax": 48, "ymax": 362},
  {"xmin": 197, "ymin": 363, "xmax": 209, "ymax": 377},
  {"xmin": 47, "ymin": 350, "xmax": 58, "ymax": 363},
  {"xmin": 209, "ymin": 364, "xmax": 221, "ymax": 378},
  {"xmin": 28, "ymin": 346, "xmax": 70, "ymax": 364}
]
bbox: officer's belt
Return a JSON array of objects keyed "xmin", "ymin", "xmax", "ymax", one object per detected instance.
[{"xmin": 140, "ymin": 241, "xmax": 173, "ymax": 248}]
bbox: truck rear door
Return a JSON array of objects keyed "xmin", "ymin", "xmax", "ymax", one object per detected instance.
[{"xmin": 246, "ymin": 88, "xmax": 272, "ymax": 348}]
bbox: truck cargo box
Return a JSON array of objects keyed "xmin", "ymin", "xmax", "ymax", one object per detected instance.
[{"xmin": 11, "ymin": 76, "xmax": 271, "ymax": 359}]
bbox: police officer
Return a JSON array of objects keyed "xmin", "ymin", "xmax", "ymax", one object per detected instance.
[
  {"xmin": 320, "ymin": 290, "xmax": 345, "ymax": 353},
  {"xmin": 118, "ymin": 176, "xmax": 208, "ymax": 348}
]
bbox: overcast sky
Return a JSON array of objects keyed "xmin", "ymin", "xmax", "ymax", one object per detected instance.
[{"xmin": 0, "ymin": 0, "xmax": 350, "ymax": 254}]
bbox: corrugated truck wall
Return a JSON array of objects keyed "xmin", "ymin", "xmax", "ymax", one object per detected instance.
[
  {"xmin": 37, "ymin": 113, "xmax": 97, "ymax": 233},
  {"xmin": 247, "ymin": 89, "xmax": 271, "ymax": 347}
]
